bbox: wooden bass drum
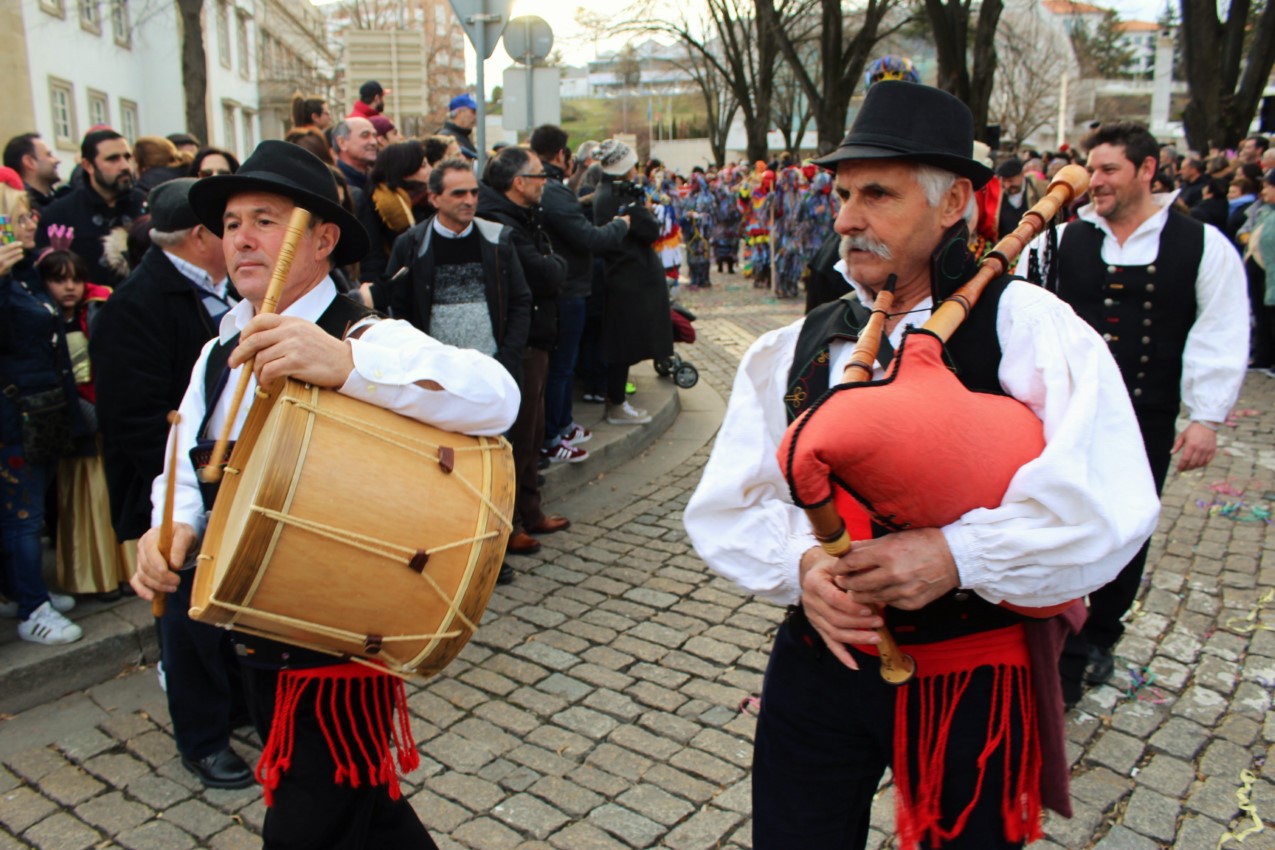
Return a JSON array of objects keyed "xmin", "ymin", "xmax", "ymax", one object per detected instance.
[{"xmin": 190, "ymin": 378, "xmax": 515, "ymax": 680}]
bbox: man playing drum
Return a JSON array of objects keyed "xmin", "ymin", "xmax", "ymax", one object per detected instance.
[
  {"xmin": 684, "ymin": 82, "xmax": 1161, "ymax": 848},
  {"xmin": 130, "ymin": 140, "xmax": 520, "ymax": 849}
]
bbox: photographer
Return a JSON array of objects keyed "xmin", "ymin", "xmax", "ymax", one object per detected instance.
[{"xmin": 591, "ymin": 140, "xmax": 673, "ymax": 425}]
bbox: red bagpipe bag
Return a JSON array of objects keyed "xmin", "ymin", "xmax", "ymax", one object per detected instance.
[{"xmin": 779, "ymin": 327, "xmax": 1044, "ymax": 530}]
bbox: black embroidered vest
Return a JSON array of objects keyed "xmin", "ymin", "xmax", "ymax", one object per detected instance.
[{"xmin": 1052, "ymin": 212, "xmax": 1203, "ymax": 414}]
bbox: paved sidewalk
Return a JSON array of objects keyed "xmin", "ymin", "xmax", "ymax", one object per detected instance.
[{"xmin": 2, "ymin": 272, "xmax": 1274, "ymax": 849}]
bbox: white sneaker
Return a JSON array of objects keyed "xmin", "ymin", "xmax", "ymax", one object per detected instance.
[
  {"xmin": 561, "ymin": 423, "xmax": 593, "ymax": 445},
  {"xmin": 607, "ymin": 401, "xmax": 652, "ymax": 425},
  {"xmin": 17, "ymin": 602, "xmax": 83, "ymax": 645},
  {"xmin": 0, "ymin": 598, "xmax": 17, "ymax": 618},
  {"xmin": 48, "ymin": 592, "xmax": 75, "ymax": 613}
]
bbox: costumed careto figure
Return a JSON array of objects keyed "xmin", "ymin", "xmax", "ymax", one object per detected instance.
[
  {"xmin": 129, "ymin": 141, "xmax": 520, "ymax": 849},
  {"xmin": 684, "ymin": 82, "xmax": 1161, "ymax": 849},
  {"xmin": 712, "ymin": 166, "xmax": 743, "ymax": 274},
  {"xmin": 739, "ymin": 161, "xmax": 774, "ymax": 286},
  {"xmin": 681, "ymin": 172, "xmax": 715, "ymax": 290}
]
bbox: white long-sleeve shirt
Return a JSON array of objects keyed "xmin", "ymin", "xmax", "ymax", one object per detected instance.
[
  {"xmin": 684, "ymin": 275, "xmax": 1161, "ymax": 610},
  {"xmin": 1016, "ymin": 193, "xmax": 1249, "ymax": 424},
  {"xmin": 151, "ymin": 278, "xmax": 520, "ymax": 534}
]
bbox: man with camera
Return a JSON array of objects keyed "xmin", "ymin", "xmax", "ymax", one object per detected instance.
[{"xmin": 529, "ymin": 125, "xmax": 631, "ymax": 453}]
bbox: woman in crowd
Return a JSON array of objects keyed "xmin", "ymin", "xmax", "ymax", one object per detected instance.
[
  {"xmin": 188, "ymin": 148, "xmax": 240, "ymax": 179},
  {"xmin": 356, "ymin": 140, "xmax": 430, "ymax": 287},
  {"xmin": 38, "ymin": 249, "xmax": 130, "ymax": 600},
  {"xmin": 0, "ymin": 185, "xmax": 85, "ymax": 642},
  {"xmin": 285, "ymin": 128, "xmax": 334, "ymax": 165},
  {"xmin": 133, "ymin": 137, "xmax": 190, "ymax": 194},
  {"xmin": 290, "ymin": 94, "xmax": 333, "ymax": 134}
]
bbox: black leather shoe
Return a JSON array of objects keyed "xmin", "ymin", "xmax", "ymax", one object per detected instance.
[
  {"xmin": 1085, "ymin": 645, "xmax": 1115, "ymax": 685},
  {"xmin": 182, "ymin": 748, "xmax": 254, "ymax": 789},
  {"xmin": 497, "ymin": 564, "xmax": 515, "ymax": 585}
]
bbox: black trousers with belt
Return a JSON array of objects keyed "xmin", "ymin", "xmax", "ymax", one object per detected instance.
[
  {"xmin": 239, "ymin": 663, "xmax": 438, "ymax": 850},
  {"xmin": 752, "ymin": 610, "xmax": 1024, "ymax": 850}
]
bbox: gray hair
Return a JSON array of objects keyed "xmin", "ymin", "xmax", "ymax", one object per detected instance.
[
  {"xmin": 332, "ymin": 121, "xmax": 353, "ymax": 144},
  {"xmin": 149, "ymin": 227, "xmax": 194, "ymax": 248},
  {"xmin": 911, "ymin": 163, "xmax": 978, "ymax": 227}
]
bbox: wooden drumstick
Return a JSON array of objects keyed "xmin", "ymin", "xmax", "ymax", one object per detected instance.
[
  {"xmin": 152, "ymin": 411, "xmax": 182, "ymax": 618},
  {"xmin": 199, "ymin": 206, "xmax": 312, "ymax": 484}
]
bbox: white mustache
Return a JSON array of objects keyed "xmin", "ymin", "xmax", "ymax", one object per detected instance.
[{"xmin": 841, "ymin": 234, "xmax": 893, "ymax": 261}]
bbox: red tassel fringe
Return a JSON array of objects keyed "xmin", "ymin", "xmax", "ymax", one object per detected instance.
[
  {"xmin": 858, "ymin": 625, "xmax": 1044, "ymax": 849},
  {"xmin": 256, "ymin": 662, "xmax": 420, "ymax": 807}
]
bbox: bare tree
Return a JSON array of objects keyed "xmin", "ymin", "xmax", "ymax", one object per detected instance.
[
  {"xmin": 757, "ymin": 0, "xmax": 909, "ymax": 152},
  {"xmin": 921, "ymin": 0, "xmax": 1004, "ymax": 141},
  {"xmin": 990, "ymin": 7, "xmax": 1071, "ymax": 149},
  {"xmin": 619, "ymin": 0, "xmax": 779, "ymax": 163},
  {"xmin": 177, "ymin": 0, "xmax": 209, "ymax": 143},
  {"xmin": 1179, "ymin": 0, "xmax": 1275, "ymax": 151},
  {"xmin": 771, "ymin": 49, "xmax": 815, "ymax": 156},
  {"xmin": 670, "ymin": 41, "xmax": 739, "ymax": 165}
]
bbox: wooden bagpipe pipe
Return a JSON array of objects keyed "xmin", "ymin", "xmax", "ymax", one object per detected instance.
[{"xmin": 778, "ymin": 165, "xmax": 1091, "ymax": 684}]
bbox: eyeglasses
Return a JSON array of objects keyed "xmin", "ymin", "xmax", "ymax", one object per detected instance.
[
  {"xmin": 517, "ymin": 172, "xmax": 549, "ymax": 180},
  {"xmin": 198, "ymin": 169, "xmax": 232, "ymax": 177}
]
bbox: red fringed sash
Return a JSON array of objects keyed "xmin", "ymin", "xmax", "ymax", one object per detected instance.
[
  {"xmin": 856, "ymin": 626, "xmax": 1043, "ymax": 849},
  {"xmin": 257, "ymin": 662, "xmax": 420, "ymax": 806}
]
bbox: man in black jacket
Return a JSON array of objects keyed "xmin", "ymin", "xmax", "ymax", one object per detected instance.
[
  {"xmin": 529, "ymin": 125, "xmax": 630, "ymax": 452},
  {"xmin": 89, "ymin": 178, "xmax": 252, "ymax": 790},
  {"xmin": 384, "ymin": 159, "xmax": 531, "ymax": 385},
  {"xmin": 477, "ymin": 147, "xmax": 572, "ymax": 557},
  {"xmin": 437, "ymin": 94, "xmax": 479, "ymax": 160},
  {"xmin": 37, "ymin": 129, "xmax": 147, "ymax": 286}
]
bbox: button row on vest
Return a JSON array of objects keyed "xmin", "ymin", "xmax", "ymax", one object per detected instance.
[
  {"xmin": 1146, "ymin": 284, "xmax": 1156, "ymax": 293},
  {"xmin": 1143, "ymin": 318, "xmax": 1152, "ymax": 327},
  {"xmin": 1142, "ymin": 336, "xmax": 1151, "ymax": 344},
  {"xmin": 1148, "ymin": 265, "xmax": 1156, "ymax": 274},
  {"xmin": 1144, "ymin": 301, "xmax": 1153, "ymax": 309},
  {"xmin": 1140, "ymin": 355, "xmax": 1149, "ymax": 363}
]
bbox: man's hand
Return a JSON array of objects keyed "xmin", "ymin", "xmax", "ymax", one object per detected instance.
[
  {"xmin": 835, "ymin": 528, "xmax": 959, "ymax": 611},
  {"xmin": 131, "ymin": 522, "xmax": 197, "ymax": 600},
  {"xmin": 1172, "ymin": 421, "xmax": 1218, "ymax": 472},
  {"xmin": 229, "ymin": 314, "xmax": 356, "ymax": 388},
  {"xmin": 799, "ymin": 546, "xmax": 884, "ymax": 670}
]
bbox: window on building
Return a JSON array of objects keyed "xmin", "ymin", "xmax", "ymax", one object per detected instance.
[
  {"xmin": 237, "ymin": 10, "xmax": 251, "ymax": 80},
  {"xmin": 49, "ymin": 79, "xmax": 77, "ymax": 150},
  {"xmin": 218, "ymin": 0, "xmax": 231, "ymax": 68},
  {"xmin": 88, "ymin": 89, "xmax": 110, "ymax": 128},
  {"xmin": 80, "ymin": 0, "xmax": 100, "ymax": 33},
  {"xmin": 111, "ymin": 0, "xmax": 129, "ymax": 46},
  {"xmin": 242, "ymin": 110, "xmax": 256, "ymax": 153},
  {"xmin": 435, "ymin": 4, "xmax": 448, "ymax": 37},
  {"xmin": 120, "ymin": 99, "xmax": 138, "ymax": 144},
  {"xmin": 39, "ymin": 0, "xmax": 65, "ymax": 18},
  {"xmin": 223, "ymin": 103, "xmax": 238, "ymax": 156}
]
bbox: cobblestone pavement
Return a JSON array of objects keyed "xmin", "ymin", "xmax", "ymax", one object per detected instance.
[{"xmin": 3, "ymin": 271, "xmax": 1275, "ymax": 849}]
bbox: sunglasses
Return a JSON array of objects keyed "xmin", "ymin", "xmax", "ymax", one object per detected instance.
[{"xmin": 198, "ymin": 169, "xmax": 232, "ymax": 177}]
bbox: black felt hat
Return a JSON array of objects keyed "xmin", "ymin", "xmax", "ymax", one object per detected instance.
[
  {"xmin": 188, "ymin": 140, "xmax": 369, "ymax": 266},
  {"xmin": 813, "ymin": 81, "xmax": 994, "ymax": 189}
]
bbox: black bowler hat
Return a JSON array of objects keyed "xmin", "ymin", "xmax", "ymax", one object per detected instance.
[
  {"xmin": 188, "ymin": 140, "xmax": 369, "ymax": 266},
  {"xmin": 813, "ymin": 81, "xmax": 994, "ymax": 189}
]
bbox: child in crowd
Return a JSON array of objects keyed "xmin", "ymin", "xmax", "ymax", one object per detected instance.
[{"xmin": 37, "ymin": 249, "xmax": 131, "ymax": 600}]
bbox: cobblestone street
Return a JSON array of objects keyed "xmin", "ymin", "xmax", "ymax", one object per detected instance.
[{"xmin": 3, "ymin": 271, "xmax": 1275, "ymax": 849}]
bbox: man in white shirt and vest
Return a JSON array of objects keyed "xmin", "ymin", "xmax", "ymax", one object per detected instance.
[
  {"xmin": 130, "ymin": 141, "xmax": 520, "ymax": 849},
  {"xmin": 685, "ymin": 82, "xmax": 1160, "ymax": 849},
  {"xmin": 1019, "ymin": 121, "xmax": 1249, "ymax": 708}
]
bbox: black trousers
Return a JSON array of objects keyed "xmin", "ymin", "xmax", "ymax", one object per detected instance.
[
  {"xmin": 752, "ymin": 611, "xmax": 1024, "ymax": 850},
  {"xmin": 161, "ymin": 568, "xmax": 245, "ymax": 760},
  {"xmin": 1061, "ymin": 408, "xmax": 1176, "ymax": 688},
  {"xmin": 240, "ymin": 664, "xmax": 438, "ymax": 850}
]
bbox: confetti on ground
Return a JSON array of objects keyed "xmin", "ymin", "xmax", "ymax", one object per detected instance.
[
  {"xmin": 738, "ymin": 695, "xmax": 761, "ymax": 716},
  {"xmin": 1217, "ymin": 769, "xmax": 1265, "ymax": 848},
  {"xmin": 1197, "ymin": 499, "xmax": 1274, "ymax": 524},
  {"xmin": 1125, "ymin": 666, "xmax": 1167, "ymax": 704},
  {"xmin": 1224, "ymin": 589, "xmax": 1275, "ymax": 635}
]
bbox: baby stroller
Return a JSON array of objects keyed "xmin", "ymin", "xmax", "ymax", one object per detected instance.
[{"xmin": 656, "ymin": 303, "xmax": 700, "ymax": 388}]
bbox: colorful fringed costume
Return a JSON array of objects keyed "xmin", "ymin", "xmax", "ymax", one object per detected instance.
[{"xmin": 681, "ymin": 174, "xmax": 715, "ymax": 289}]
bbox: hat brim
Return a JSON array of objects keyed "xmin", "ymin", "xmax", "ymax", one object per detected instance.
[
  {"xmin": 188, "ymin": 174, "xmax": 369, "ymax": 267},
  {"xmin": 811, "ymin": 145, "xmax": 994, "ymax": 190}
]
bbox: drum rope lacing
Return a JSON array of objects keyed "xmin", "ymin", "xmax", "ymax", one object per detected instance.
[{"xmin": 281, "ymin": 397, "xmax": 514, "ymax": 527}]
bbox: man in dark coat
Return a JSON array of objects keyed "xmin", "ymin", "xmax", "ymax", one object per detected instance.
[
  {"xmin": 592, "ymin": 140, "xmax": 673, "ymax": 425},
  {"xmin": 3, "ymin": 132, "xmax": 67, "ymax": 212},
  {"xmin": 437, "ymin": 94, "xmax": 479, "ymax": 160},
  {"xmin": 89, "ymin": 178, "xmax": 251, "ymax": 791},
  {"xmin": 529, "ymin": 124, "xmax": 630, "ymax": 452},
  {"xmin": 383, "ymin": 159, "xmax": 531, "ymax": 386},
  {"xmin": 37, "ymin": 128, "xmax": 147, "ymax": 286},
  {"xmin": 477, "ymin": 147, "xmax": 571, "ymax": 556}
]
